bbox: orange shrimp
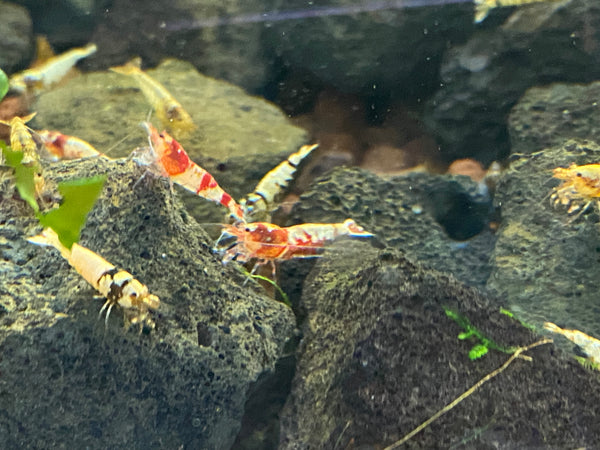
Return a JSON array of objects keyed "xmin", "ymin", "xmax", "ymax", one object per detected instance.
[
  {"xmin": 138, "ymin": 122, "xmax": 244, "ymax": 222},
  {"xmin": 550, "ymin": 163, "xmax": 600, "ymax": 220},
  {"xmin": 28, "ymin": 228, "xmax": 160, "ymax": 330},
  {"xmin": 216, "ymin": 218, "xmax": 373, "ymax": 279}
]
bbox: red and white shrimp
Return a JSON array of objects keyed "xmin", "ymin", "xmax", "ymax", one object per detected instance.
[
  {"xmin": 37, "ymin": 130, "xmax": 104, "ymax": 161},
  {"xmin": 28, "ymin": 228, "xmax": 160, "ymax": 330},
  {"xmin": 216, "ymin": 218, "xmax": 373, "ymax": 279},
  {"xmin": 137, "ymin": 122, "xmax": 244, "ymax": 222}
]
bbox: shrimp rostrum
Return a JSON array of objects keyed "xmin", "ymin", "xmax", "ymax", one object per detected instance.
[
  {"xmin": 28, "ymin": 228, "xmax": 160, "ymax": 330},
  {"xmin": 550, "ymin": 163, "xmax": 600, "ymax": 220},
  {"xmin": 215, "ymin": 218, "xmax": 374, "ymax": 280}
]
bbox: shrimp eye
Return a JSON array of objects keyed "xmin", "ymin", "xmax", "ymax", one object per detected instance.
[
  {"xmin": 159, "ymin": 133, "xmax": 164, "ymax": 138},
  {"xmin": 130, "ymin": 292, "xmax": 138, "ymax": 299},
  {"xmin": 577, "ymin": 173, "xmax": 582, "ymax": 177},
  {"xmin": 245, "ymin": 228, "xmax": 251, "ymax": 232}
]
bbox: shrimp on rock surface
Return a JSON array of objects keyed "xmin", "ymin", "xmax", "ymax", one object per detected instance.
[
  {"xmin": 549, "ymin": 163, "xmax": 600, "ymax": 221},
  {"xmin": 136, "ymin": 122, "xmax": 244, "ymax": 222},
  {"xmin": 110, "ymin": 58, "xmax": 195, "ymax": 137},
  {"xmin": 28, "ymin": 228, "xmax": 160, "ymax": 330},
  {"xmin": 216, "ymin": 218, "xmax": 374, "ymax": 280},
  {"xmin": 37, "ymin": 130, "xmax": 104, "ymax": 161},
  {"xmin": 240, "ymin": 144, "xmax": 318, "ymax": 222}
]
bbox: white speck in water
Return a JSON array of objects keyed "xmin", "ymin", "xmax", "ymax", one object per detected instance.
[{"xmin": 412, "ymin": 204, "xmax": 423, "ymax": 215}]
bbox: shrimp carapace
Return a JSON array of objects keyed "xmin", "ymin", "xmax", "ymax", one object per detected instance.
[
  {"xmin": 0, "ymin": 112, "xmax": 47, "ymax": 203},
  {"xmin": 549, "ymin": 163, "xmax": 600, "ymax": 221},
  {"xmin": 240, "ymin": 143, "xmax": 318, "ymax": 222},
  {"xmin": 37, "ymin": 130, "xmax": 104, "ymax": 161},
  {"xmin": 544, "ymin": 322, "xmax": 600, "ymax": 365},
  {"xmin": 215, "ymin": 218, "xmax": 374, "ymax": 280},
  {"xmin": 10, "ymin": 43, "xmax": 97, "ymax": 93},
  {"xmin": 28, "ymin": 228, "xmax": 160, "ymax": 330},
  {"xmin": 110, "ymin": 58, "xmax": 195, "ymax": 136},
  {"xmin": 474, "ymin": 0, "xmax": 562, "ymax": 23},
  {"xmin": 138, "ymin": 122, "xmax": 244, "ymax": 221}
]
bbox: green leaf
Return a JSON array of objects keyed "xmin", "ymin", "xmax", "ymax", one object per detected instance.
[
  {"xmin": 37, "ymin": 175, "xmax": 106, "ymax": 249},
  {"xmin": 2, "ymin": 142, "xmax": 39, "ymax": 212},
  {"xmin": 469, "ymin": 344, "xmax": 489, "ymax": 360},
  {"xmin": 0, "ymin": 68, "xmax": 7, "ymax": 101},
  {"xmin": 458, "ymin": 331, "xmax": 473, "ymax": 340}
]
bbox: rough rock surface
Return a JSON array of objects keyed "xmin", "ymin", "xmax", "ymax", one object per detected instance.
[
  {"xmin": 288, "ymin": 167, "xmax": 495, "ymax": 289},
  {"xmin": 0, "ymin": 156, "xmax": 294, "ymax": 448},
  {"xmin": 31, "ymin": 58, "xmax": 307, "ymax": 221},
  {"xmin": 0, "ymin": 2, "xmax": 34, "ymax": 74},
  {"xmin": 508, "ymin": 80, "xmax": 600, "ymax": 154},
  {"xmin": 487, "ymin": 139, "xmax": 600, "ymax": 338},
  {"xmin": 269, "ymin": 0, "xmax": 473, "ymax": 95},
  {"xmin": 423, "ymin": 0, "xmax": 600, "ymax": 165},
  {"xmin": 279, "ymin": 243, "xmax": 600, "ymax": 448},
  {"xmin": 14, "ymin": 0, "xmax": 111, "ymax": 50},
  {"xmin": 86, "ymin": 0, "xmax": 277, "ymax": 92}
]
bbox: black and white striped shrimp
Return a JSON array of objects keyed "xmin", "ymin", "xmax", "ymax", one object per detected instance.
[
  {"xmin": 240, "ymin": 144, "xmax": 318, "ymax": 222},
  {"xmin": 28, "ymin": 228, "xmax": 160, "ymax": 330}
]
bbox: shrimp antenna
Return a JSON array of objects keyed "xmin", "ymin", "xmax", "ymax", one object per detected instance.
[{"xmin": 103, "ymin": 131, "xmax": 135, "ymax": 157}]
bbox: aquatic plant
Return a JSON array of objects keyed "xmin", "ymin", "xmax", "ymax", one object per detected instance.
[
  {"xmin": 237, "ymin": 265, "xmax": 291, "ymax": 307},
  {"xmin": 37, "ymin": 175, "xmax": 106, "ymax": 248},
  {"xmin": 0, "ymin": 68, "xmax": 7, "ymax": 101},
  {"xmin": 499, "ymin": 307, "xmax": 536, "ymax": 331},
  {"xmin": 2, "ymin": 141, "xmax": 40, "ymax": 212},
  {"xmin": 2, "ymin": 140, "xmax": 106, "ymax": 248},
  {"xmin": 444, "ymin": 307, "xmax": 516, "ymax": 359}
]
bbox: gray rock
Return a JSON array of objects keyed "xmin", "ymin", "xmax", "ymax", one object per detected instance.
[
  {"xmin": 88, "ymin": 0, "xmax": 278, "ymax": 92},
  {"xmin": 423, "ymin": 0, "xmax": 600, "ymax": 165},
  {"xmin": 509, "ymin": 81, "xmax": 600, "ymax": 154},
  {"xmin": 0, "ymin": 156, "xmax": 294, "ymax": 448},
  {"xmin": 487, "ymin": 139, "xmax": 600, "ymax": 337},
  {"xmin": 269, "ymin": 0, "xmax": 473, "ymax": 95},
  {"xmin": 279, "ymin": 243, "xmax": 600, "ymax": 448},
  {"xmin": 289, "ymin": 166, "xmax": 495, "ymax": 289},
  {"xmin": 0, "ymin": 2, "xmax": 33, "ymax": 74},
  {"xmin": 11, "ymin": 0, "xmax": 102, "ymax": 48}
]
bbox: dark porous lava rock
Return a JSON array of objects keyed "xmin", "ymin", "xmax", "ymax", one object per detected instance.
[
  {"xmin": 0, "ymin": 2, "xmax": 33, "ymax": 74},
  {"xmin": 509, "ymin": 80, "xmax": 600, "ymax": 154},
  {"xmin": 0, "ymin": 156, "xmax": 294, "ymax": 448},
  {"xmin": 289, "ymin": 167, "xmax": 495, "ymax": 290},
  {"xmin": 423, "ymin": 0, "xmax": 600, "ymax": 165},
  {"xmin": 487, "ymin": 139, "xmax": 600, "ymax": 338},
  {"xmin": 279, "ymin": 243, "xmax": 600, "ymax": 449}
]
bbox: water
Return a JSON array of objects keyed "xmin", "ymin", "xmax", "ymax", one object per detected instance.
[{"xmin": 1, "ymin": 0, "xmax": 599, "ymax": 448}]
